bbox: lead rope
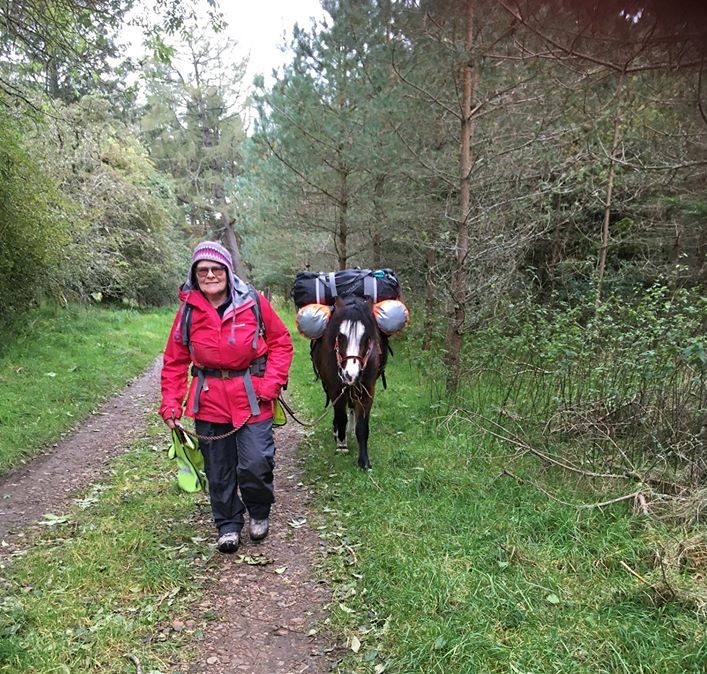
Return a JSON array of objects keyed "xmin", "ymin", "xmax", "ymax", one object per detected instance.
[
  {"xmin": 176, "ymin": 388, "xmax": 347, "ymax": 437},
  {"xmin": 277, "ymin": 390, "xmax": 346, "ymax": 428},
  {"xmin": 176, "ymin": 415, "xmax": 251, "ymax": 442}
]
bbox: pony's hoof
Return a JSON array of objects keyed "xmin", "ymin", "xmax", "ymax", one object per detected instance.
[{"xmin": 336, "ymin": 444, "xmax": 349, "ymax": 454}]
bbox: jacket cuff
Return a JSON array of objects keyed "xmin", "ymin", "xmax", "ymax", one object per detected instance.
[
  {"xmin": 258, "ymin": 381, "xmax": 281, "ymax": 402},
  {"xmin": 160, "ymin": 405, "xmax": 182, "ymax": 421}
]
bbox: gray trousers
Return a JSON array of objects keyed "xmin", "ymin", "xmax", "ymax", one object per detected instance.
[{"xmin": 194, "ymin": 418, "xmax": 275, "ymax": 535}]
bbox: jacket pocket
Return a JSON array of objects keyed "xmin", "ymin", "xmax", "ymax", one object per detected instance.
[{"xmin": 251, "ymin": 374, "xmax": 263, "ymax": 400}]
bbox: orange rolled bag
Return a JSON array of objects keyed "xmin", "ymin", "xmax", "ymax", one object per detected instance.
[
  {"xmin": 373, "ymin": 299, "xmax": 409, "ymax": 335},
  {"xmin": 296, "ymin": 303, "xmax": 332, "ymax": 339}
]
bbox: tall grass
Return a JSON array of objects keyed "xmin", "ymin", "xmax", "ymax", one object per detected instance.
[
  {"xmin": 290, "ymin": 319, "xmax": 707, "ymax": 674},
  {"xmin": 456, "ymin": 286, "xmax": 707, "ymax": 488},
  {"xmin": 0, "ymin": 304, "xmax": 174, "ymax": 475}
]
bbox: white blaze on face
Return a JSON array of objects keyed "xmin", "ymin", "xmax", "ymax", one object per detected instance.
[{"xmin": 340, "ymin": 319, "xmax": 365, "ymax": 382}]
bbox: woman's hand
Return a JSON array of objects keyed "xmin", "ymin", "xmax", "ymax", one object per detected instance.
[{"xmin": 164, "ymin": 410, "xmax": 180, "ymax": 429}]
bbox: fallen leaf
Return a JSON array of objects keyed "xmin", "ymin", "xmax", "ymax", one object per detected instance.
[
  {"xmin": 38, "ymin": 513, "xmax": 69, "ymax": 526},
  {"xmin": 275, "ymin": 566, "xmax": 287, "ymax": 574},
  {"xmin": 351, "ymin": 635, "xmax": 361, "ymax": 653},
  {"xmin": 363, "ymin": 649, "xmax": 379, "ymax": 662},
  {"xmin": 236, "ymin": 554, "xmax": 273, "ymax": 566}
]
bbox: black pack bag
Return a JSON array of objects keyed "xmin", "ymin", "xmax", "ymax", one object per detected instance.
[{"xmin": 292, "ymin": 268, "xmax": 401, "ymax": 308}]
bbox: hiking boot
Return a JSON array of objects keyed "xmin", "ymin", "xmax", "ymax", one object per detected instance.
[
  {"xmin": 217, "ymin": 531, "xmax": 240, "ymax": 553},
  {"xmin": 249, "ymin": 518, "xmax": 269, "ymax": 541}
]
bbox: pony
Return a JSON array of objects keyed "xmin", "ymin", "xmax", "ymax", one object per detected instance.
[{"xmin": 311, "ymin": 295, "xmax": 387, "ymax": 470}]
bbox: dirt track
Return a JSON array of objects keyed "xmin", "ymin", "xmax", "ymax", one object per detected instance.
[{"xmin": 0, "ymin": 360, "xmax": 339, "ymax": 674}]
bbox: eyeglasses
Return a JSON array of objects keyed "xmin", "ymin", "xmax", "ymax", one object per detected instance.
[{"xmin": 195, "ymin": 265, "xmax": 227, "ymax": 279}]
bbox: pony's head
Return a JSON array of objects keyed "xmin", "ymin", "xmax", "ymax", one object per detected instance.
[{"xmin": 328, "ymin": 296, "xmax": 378, "ymax": 385}]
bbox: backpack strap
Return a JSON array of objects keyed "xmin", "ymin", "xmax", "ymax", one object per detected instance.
[
  {"xmin": 315, "ymin": 274, "xmax": 329, "ymax": 304},
  {"xmin": 180, "ymin": 303, "xmax": 193, "ymax": 350},
  {"xmin": 246, "ymin": 284, "xmax": 265, "ymax": 349},
  {"xmin": 181, "ymin": 286, "xmax": 266, "ymax": 351},
  {"xmin": 327, "ymin": 272, "xmax": 337, "ymax": 300},
  {"xmin": 363, "ymin": 275, "xmax": 378, "ymax": 303}
]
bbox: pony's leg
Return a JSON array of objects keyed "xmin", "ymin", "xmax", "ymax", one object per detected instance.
[
  {"xmin": 354, "ymin": 399, "xmax": 373, "ymax": 470},
  {"xmin": 333, "ymin": 399, "xmax": 349, "ymax": 453}
]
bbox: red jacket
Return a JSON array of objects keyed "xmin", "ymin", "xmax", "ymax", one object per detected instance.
[{"xmin": 160, "ymin": 288, "xmax": 293, "ymax": 427}]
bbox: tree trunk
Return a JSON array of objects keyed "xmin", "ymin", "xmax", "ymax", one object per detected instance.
[
  {"xmin": 46, "ymin": 57, "xmax": 60, "ymax": 99},
  {"xmin": 596, "ymin": 73, "xmax": 625, "ymax": 306},
  {"xmin": 336, "ymin": 149, "xmax": 349, "ymax": 269},
  {"xmin": 221, "ymin": 210, "xmax": 249, "ymax": 282},
  {"xmin": 445, "ymin": 0, "xmax": 475, "ymax": 394},
  {"xmin": 371, "ymin": 175, "xmax": 385, "ymax": 268},
  {"xmin": 422, "ymin": 241, "xmax": 437, "ymax": 351}
]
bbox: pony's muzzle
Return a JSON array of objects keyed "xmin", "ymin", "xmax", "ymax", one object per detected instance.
[{"xmin": 339, "ymin": 365, "xmax": 360, "ymax": 384}]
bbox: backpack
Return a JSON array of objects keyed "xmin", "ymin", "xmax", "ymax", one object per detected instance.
[{"xmin": 291, "ymin": 268, "xmax": 401, "ymax": 309}]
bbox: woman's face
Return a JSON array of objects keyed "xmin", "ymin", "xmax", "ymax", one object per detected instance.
[{"xmin": 195, "ymin": 262, "xmax": 228, "ymax": 302}]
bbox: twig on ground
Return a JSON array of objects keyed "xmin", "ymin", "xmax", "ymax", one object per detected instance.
[
  {"xmin": 634, "ymin": 492, "xmax": 650, "ymax": 516},
  {"xmin": 367, "ymin": 473, "xmax": 383, "ymax": 492},
  {"xmin": 501, "ymin": 469, "xmax": 642, "ymax": 509},
  {"xmin": 471, "ymin": 410, "xmax": 689, "ymax": 494},
  {"xmin": 481, "ymin": 416, "xmax": 626, "ymax": 479},
  {"xmin": 655, "ymin": 547, "xmax": 677, "ymax": 600},
  {"xmin": 620, "ymin": 560, "xmax": 651, "ymax": 586},
  {"xmin": 125, "ymin": 654, "xmax": 142, "ymax": 674}
]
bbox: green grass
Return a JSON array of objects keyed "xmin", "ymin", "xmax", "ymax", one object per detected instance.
[
  {"xmin": 0, "ymin": 304, "xmax": 174, "ymax": 475},
  {"xmin": 0, "ymin": 419, "xmax": 215, "ymax": 673},
  {"xmin": 2, "ymin": 303, "xmax": 706, "ymax": 674},
  {"xmin": 289, "ymin": 331, "xmax": 707, "ymax": 674}
]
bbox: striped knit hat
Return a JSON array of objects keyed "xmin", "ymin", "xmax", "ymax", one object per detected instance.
[
  {"xmin": 183, "ymin": 241, "xmax": 251, "ymax": 343},
  {"xmin": 189, "ymin": 241, "xmax": 233, "ymax": 284}
]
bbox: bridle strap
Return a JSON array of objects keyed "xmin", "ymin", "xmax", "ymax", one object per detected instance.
[{"xmin": 335, "ymin": 336, "xmax": 374, "ymax": 373}]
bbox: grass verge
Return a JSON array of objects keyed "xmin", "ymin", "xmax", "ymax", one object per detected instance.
[
  {"xmin": 0, "ymin": 418, "xmax": 215, "ymax": 673},
  {"xmin": 0, "ymin": 304, "xmax": 174, "ymax": 475},
  {"xmin": 289, "ymin": 330, "xmax": 707, "ymax": 674}
]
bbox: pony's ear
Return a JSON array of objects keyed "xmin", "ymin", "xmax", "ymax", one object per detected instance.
[{"xmin": 335, "ymin": 296, "xmax": 346, "ymax": 310}]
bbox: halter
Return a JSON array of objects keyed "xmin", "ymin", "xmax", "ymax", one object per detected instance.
[{"xmin": 334, "ymin": 334, "xmax": 374, "ymax": 381}]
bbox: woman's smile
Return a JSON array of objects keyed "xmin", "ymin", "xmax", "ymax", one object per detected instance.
[{"xmin": 195, "ymin": 264, "xmax": 228, "ymax": 305}]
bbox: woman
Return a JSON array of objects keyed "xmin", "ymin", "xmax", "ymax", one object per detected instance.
[{"xmin": 160, "ymin": 241, "xmax": 293, "ymax": 553}]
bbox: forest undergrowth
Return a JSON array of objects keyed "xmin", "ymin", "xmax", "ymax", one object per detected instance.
[{"xmin": 294, "ymin": 287, "xmax": 707, "ymax": 674}]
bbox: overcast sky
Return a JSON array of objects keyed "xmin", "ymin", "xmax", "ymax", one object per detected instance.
[{"xmin": 219, "ymin": 0, "xmax": 326, "ymax": 82}]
